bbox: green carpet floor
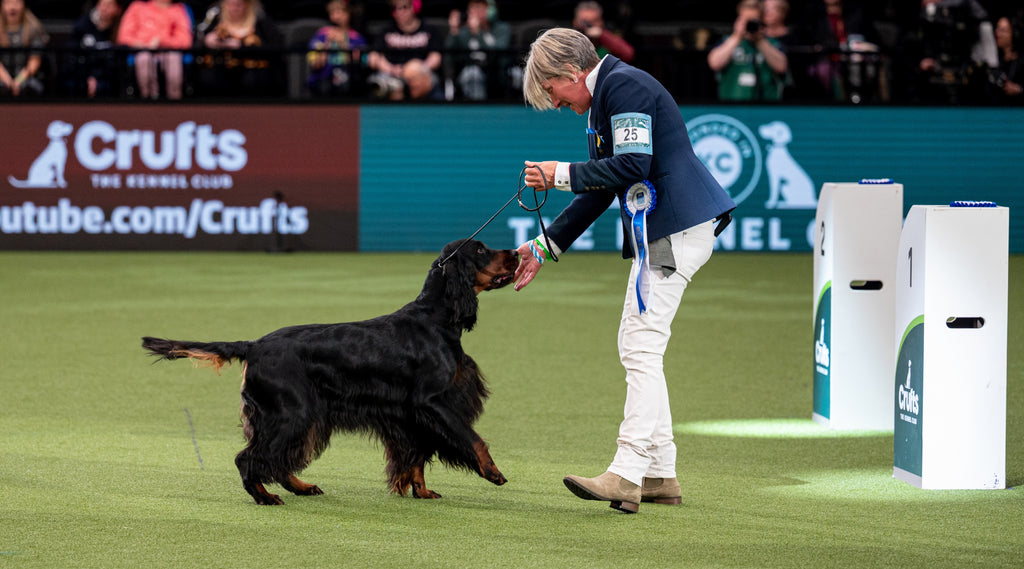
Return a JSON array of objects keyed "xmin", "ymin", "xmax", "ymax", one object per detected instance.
[{"xmin": 1, "ymin": 251, "xmax": 1020, "ymax": 568}]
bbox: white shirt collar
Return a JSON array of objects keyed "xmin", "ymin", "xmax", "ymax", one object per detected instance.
[
  {"xmin": 585, "ymin": 55, "xmax": 608, "ymax": 127},
  {"xmin": 585, "ymin": 55, "xmax": 607, "ymax": 96}
]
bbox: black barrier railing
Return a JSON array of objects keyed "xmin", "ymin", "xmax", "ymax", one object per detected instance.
[{"xmin": 0, "ymin": 45, "xmax": 1015, "ymax": 105}]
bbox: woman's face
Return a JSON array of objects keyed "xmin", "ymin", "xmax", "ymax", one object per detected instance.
[
  {"xmin": 391, "ymin": 1, "xmax": 415, "ymax": 25},
  {"xmin": 223, "ymin": 0, "xmax": 247, "ymax": 22},
  {"xmin": 540, "ymin": 73, "xmax": 592, "ymax": 115},
  {"xmin": 96, "ymin": 0, "xmax": 122, "ymax": 22},
  {"xmin": 995, "ymin": 17, "xmax": 1013, "ymax": 51},
  {"xmin": 2, "ymin": 0, "xmax": 25, "ymax": 25},
  {"xmin": 328, "ymin": 5, "xmax": 350, "ymax": 27}
]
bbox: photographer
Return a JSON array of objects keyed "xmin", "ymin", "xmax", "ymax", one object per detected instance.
[
  {"xmin": 707, "ymin": 0, "xmax": 788, "ymax": 101},
  {"xmin": 572, "ymin": 1, "xmax": 634, "ymax": 63}
]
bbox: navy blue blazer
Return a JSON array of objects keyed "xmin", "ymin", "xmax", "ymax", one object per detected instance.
[{"xmin": 545, "ymin": 56, "xmax": 736, "ymax": 258}]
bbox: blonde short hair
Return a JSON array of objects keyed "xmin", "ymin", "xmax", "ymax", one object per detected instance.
[{"xmin": 522, "ymin": 27, "xmax": 600, "ymax": 110}]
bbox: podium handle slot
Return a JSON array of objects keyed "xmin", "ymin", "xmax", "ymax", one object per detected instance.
[
  {"xmin": 946, "ymin": 317, "xmax": 985, "ymax": 329},
  {"xmin": 849, "ymin": 280, "xmax": 883, "ymax": 290}
]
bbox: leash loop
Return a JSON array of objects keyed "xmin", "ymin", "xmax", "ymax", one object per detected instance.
[{"xmin": 439, "ymin": 165, "xmax": 558, "ymax": 266}]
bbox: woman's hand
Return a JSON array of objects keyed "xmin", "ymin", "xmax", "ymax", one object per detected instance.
[
  {"xmin": 513, "ymin": 241, "xmax": 542, "ymax": 291},
  {"xmin": 523, "ymin": 160, "xmax": 557, "ymax": 191}
]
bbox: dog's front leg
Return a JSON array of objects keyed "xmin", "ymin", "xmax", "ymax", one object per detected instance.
[
  {"xmin": 473, "ymin": 438, "xmax": 507, "ymax": 486},
  {"xmin": 390, "ymin": 464, "xmax": 442, "ymax": 499}
]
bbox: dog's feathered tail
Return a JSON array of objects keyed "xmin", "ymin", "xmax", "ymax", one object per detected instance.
[{"xmin": 142, "ymin": 336, "xmax": 252, "ymax": 374}]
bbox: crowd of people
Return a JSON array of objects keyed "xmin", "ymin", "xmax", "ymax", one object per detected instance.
[{"xmin": 0, "ymin": 0, "xmax": 1020, "ymax": 104}]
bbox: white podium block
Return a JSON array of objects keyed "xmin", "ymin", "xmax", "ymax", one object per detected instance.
[
  {"xmin": 812, "ymin": 181, "xmax": 903, "ymax": 429},
  {"xmin": 893, "ymin": 203, "xmax": 1009, "ymax": 489}
]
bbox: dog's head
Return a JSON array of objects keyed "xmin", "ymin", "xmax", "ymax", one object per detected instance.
[{"xmin": 431, "ymin": 239, "xmax": 519, "ymax": 330}]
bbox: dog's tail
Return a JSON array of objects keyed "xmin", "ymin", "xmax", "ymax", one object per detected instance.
[{"xmin": 142, "ymin": 336, "xmax": 252, "ymax": 373}]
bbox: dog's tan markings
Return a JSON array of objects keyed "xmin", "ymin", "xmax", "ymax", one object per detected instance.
[
  {"xmin": 473, "ymin": 439, "xmax": 506, "ymax": 485},
  {"xmin": 171, "ymin": 349, "xmax": 230, "ymax": 374}
]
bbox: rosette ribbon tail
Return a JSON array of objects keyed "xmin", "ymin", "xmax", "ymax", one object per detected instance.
[{"xmin": 623, "ymin": 181, "xmax": 657, "ymax": 315}]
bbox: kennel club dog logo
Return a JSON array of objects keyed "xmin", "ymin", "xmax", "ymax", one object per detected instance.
[
  {"xmin": 7, "ymin": 119, "xmax": 248, "ymax": 190},
  {"xmin": 8, "ymin": 120, "xmax": 74, "ymax": 189},
  {"xmin": 687, "ymin": 114, "xmax": 817, "ymax": 210}
]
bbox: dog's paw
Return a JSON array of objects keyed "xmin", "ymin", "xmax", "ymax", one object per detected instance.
[
  {"xmin": 412, "ymin": 487, "xmax": 442, "ymax": 499},
  {"xmin": 254, "ymin": 493, "xmax": 284, "ymax": 506}
]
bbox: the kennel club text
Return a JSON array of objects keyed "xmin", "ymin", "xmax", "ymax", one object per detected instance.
[{"xmin": 78, "ymin": 120, "xmax": 246, "ymax": 189}]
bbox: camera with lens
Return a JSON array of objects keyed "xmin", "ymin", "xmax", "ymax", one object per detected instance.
[{"xmin": 745, "ymin": 19, "xmax": 764, "ymax": 34}]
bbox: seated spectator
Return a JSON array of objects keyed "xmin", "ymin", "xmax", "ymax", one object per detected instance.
[
  {"xmin": 572, "ymin": 1, "xmax": 634, "ymax": 63},
  {"xmin": 992, "ymin": 16, "xmax": 1022, "ymax": 103},
  {"xmin": 307, "ymin": 0, "xmax": 367, "ymax": 97},
  {"xmin": 116, "ymin": 0, "xmax": 193, "ymax": 100},
  {"xmin": 366, "ymin": 0, "xmax": 443, "ymax": 100},
  {"xmin": 802, "ymin": 0, "xmax": 878, "ymax": 102},
  {"xmin": 0, "ymin": 0, "xmax": 49, "ymax": 97},
  {"xmin": 195, "ymin": 0, "xmax": 280, "ymax": 98},
  {"xmin": 707, "ymin": 0, "xmax": 788, "ymax": 101},
  {"xmin": 400, "ymin": 57, "xmax": 444, "ymax": 100},
  {"xmin": 908, "ymin": 0, "xmax": 996, "ymax": 103},
  {"xmin": 446, "ymin": 0, "xmax": 510, "ymax": 100},
  {"xmin": 68, "ymin": 0, "xmax": 123, "ymax": 98}
]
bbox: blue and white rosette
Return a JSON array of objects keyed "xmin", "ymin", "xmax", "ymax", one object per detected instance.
[{"xmin": 623, "ymin": 180, "xmax": 657, "ymax": 314}]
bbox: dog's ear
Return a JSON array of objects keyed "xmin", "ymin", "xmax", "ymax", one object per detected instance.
[{"xmin": 443, "ymin": 252, "xmax": 479, "ymax": 331}]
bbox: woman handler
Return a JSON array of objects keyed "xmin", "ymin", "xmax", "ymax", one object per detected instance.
[{"xmin": 514, "ymin": 27, "xmax": 735, "ymax": 514}]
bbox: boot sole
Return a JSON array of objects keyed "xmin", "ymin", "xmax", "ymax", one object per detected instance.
[{"xmin": 563, "ymin": 477, "xmax": 639, "ymax": 514}]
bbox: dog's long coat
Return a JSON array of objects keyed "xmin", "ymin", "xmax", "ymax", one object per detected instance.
[{"xmin": 143, "ymin": 240, "xmax": 517, "ymax": 505}]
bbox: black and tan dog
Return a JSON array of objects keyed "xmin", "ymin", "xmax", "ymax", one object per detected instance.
[{"xmin": 143, "ymin": 239, "xmax": 517, "ymax": 505}]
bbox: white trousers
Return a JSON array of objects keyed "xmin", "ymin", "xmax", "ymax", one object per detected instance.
[{"xmin": 608, "ymin": 220, "xmax": 716, "ymax": 485}]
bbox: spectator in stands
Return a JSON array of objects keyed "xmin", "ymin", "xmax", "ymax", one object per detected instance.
[
  {"xmin": 572, "ymin": 1, "xmax": 634, "ymax": 63},
  {"xmin": 908, "ymin": 0, "xmax": 996, "ymax": 103},
  {"xmin": 366, "ymin": 0, "xmax": 443, "ymax": 100},
  {"xmin": 116, "ymin": 0, "xmax": 193, "ymax": 100},
  {"xmin": 401, "ymin": 57, "xmax": 444, "ymax": 100},
  {"xmin": 707, "ymin": 0, "xmax": 788, "ymax": 101},
  {"xmin": 802, "ymin": 0, "xmax": 877, "ymax": 101},
  {"xmin": 195, "ymin": 0, "xmax": 281, "ymax": 97},
  {"xmin": 763, "ymin": 0, "xmax": 796, "ymax": 48},
  {"xmin": 446, "ymin": 0, "xmax": 510, "ymax": 100},
  {"xmin": 68, "ymin": 0, "xmax": 123, "ymax": 98},
  {"xmin": 307, "ymin": 0, "xmax": 367, "ymax": 97},
  {"xmin": 0, "ymin": 0, "xmax": 49, "ymax": 97},
  {"xmin": 992, "ymin": 16, "xmax": 1022, "ymax": 102}
]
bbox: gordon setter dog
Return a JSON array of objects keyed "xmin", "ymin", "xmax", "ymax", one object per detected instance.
[{"xmin": 142, "ymin": 239, "xmax": 518, "ymax": 505}]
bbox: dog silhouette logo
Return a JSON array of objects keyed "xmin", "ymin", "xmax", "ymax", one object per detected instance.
[
  {"xmin": 758, "ymin": 121, "xmax": 817, "ymax": 209},
  {"xmin": 8, "ymin": 120, "xmax": 74, "ymax": 189}
]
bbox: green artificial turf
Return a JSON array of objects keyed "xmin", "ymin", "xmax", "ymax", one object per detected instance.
[{"xmin": 1, "ymin": 251, "xmax": 1021, "ymax": 568}]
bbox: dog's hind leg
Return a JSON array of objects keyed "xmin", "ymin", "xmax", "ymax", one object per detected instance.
[
  {"xmin": 276, "ymin": 426, "xmax": 325, "ymax": 497},
  {"xmin": 235, "ymin": 451, "xmax": 285, "ymax": 505},
  {"xmin": 280, "ymin": 474, "xmax": 324, "ymax": 496},
  {"xmin": 234, "ymin": 395, "xmax": 286, "ymax": 505}
]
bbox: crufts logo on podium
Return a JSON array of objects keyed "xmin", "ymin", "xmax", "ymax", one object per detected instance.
[
  {"xmin": 898, "ymin": 361, "xmax": 920, "ymax": 422},
  {"xmin": 812, "ymin": 284, "xmax": 831, "ymax": 419}
]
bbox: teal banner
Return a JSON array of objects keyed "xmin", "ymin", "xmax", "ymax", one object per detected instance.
[{"xmin": 360, "ymin": 105, "xmax": 1023, "ymax": 253}]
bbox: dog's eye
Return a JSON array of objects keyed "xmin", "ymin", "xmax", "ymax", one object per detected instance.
[{"xmin": 477, "ymin": 247, "xmax": 485, "ymax": 255}]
